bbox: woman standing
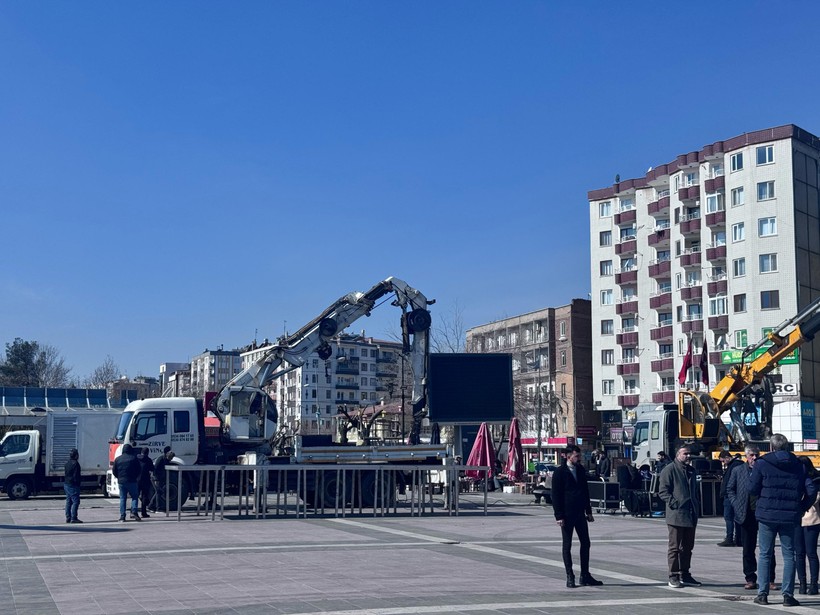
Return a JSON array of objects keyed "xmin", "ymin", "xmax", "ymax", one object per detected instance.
[{"xmin": 795, "ymin": 456, "xmax": 820, "ymax": 595}]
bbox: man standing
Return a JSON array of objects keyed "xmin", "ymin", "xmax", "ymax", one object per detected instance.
[
  {"xmin": 552, "ymin": 445, "xmax": 603, "ymax": 588},
  {"xmin": 137, "ymin": 447, "xmax": 155, "ymax": 518},
  {"xmin": 749, "ymin": 434, "xmax": 817, "ymax": 607},
  {"xmin": 112, "ymin": 444, "xmax": 142, "ymax": 522},
  {"xmin": 63, "ymin": 448, "xmax": 82, "ymax": 524},
  {"xmin": 595, "ymin": 450, "xmax": 611, "ymax": 480},
  {"xmin": 658, "ymin": 444, "xmax": 701, "ymax": 588},
  {"xmin": 718, "ymin": 450, "xmax": 743, "ymax": 547}
]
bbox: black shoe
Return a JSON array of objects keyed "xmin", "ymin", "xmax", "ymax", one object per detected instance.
[
  {"xmin": 119, "ymin": 516, "xmax": 126, "ymax": 522},
  {"xmin": 716, "ymin": 539, "xmax": 734, "ymax": 547},
  {"xmin": 70, "ymin": 519, "xmax": 83, "ymax": 524},
  {"xmin": 783, "ymin": 594, "xmax": 800, "ymax": 607},
  {"xmin": 65, "ymin": 518, "xmax": 71, "ymax": 524},
  {"xmin": 809, "ymin": 582, "xmax": 818, "ymax": 595},
  {"xmin": 753, "ymin": 594, "xmax": 768, "ymax": 605},
  {"xmin": 668, "ymin": 576, "xmax": 682, "ymax": 588},
  {"xmin": 798, "ymin": 581, "xmax": 807, "ymax": 595},
  {"xmin": 566, "ymin": 574, "xmax": 576, "ymax": 588},
  {"xmin": 579, "ymin": 574, "xmax": 603, "ymax": 586},
  {"xmin": 141, "ymin": 512, "xmax": 150, "ymax": 518},
  {"xmin": 130, "ymin": 513, "xmax": 142, "ymax": 522},
  {"xmin": 681, "ymin": 574, "xmax": 702, "ymax": 587}
]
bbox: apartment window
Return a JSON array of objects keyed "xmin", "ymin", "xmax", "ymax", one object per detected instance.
[
  {"xmin": 600, "ymin": 230, "xmax": 612, "ymax": 246},
  {"xmin": 602, "ymin": 380, "xmax": 614, "ymax": 395},
  {"xmin": 623, "ymin": 378, "xmax": 637, "ymax": 393},
  {"xmin": 709, "ymin": 296, "xmax": 728, "ymax": 316},
  {"xmin": 659, "ymin": 343, "xmax": 673, "ymax": 357},
  {"xmin": 619, "ymin": 226, "xmax": 636, "ymax": 241},
  {"xmin": 658, "ymin": 313, "xmax": 673, "ymax": 326},
  {"xmin": 619, "ymin": 197, "xmax": 635, "ymax": 210},
  {"xmin": 756, "ymin": 145, "xmax": 774, "ymax": 165},
  {"xmin": 730, "ymin": 152, "xmax": 744, "ymax": 172},
  {"xmin": 561, "ymin": 383, "xmax": 567, "ymax": 397},
  {"xmin": 732, "ymin": 258, "xmax": 746, "ymax": 277},
  {"xmin": 758, "ymin": 217, "xmax": 777, "ymax": 237},
  {"xmin": 599, "ymin": 201, "xmax": 612, "ymax": 217},
  {"xmin": 602, "ymin": 349, "xmax": 614, "ymax": 365},
  {"xmin": 601, "ymin": 289, "xmax": 613, "ymax": 305},
  {"xmin": 735, "ymin": 330, "xmax": 748, "ymax": 348},
  {"xmin": 733, "ymin": 294, "xmax": 747, "ymax": 313},
  {"xmin": 731, "ymin": 222, "xmax": 745, "ymax": 242},
  {"xmin": 713, "ymin": 231, "xmax": 726, "ymax": 246},
  {"xmin": 730, "ymin": 186, "xmax": 745, "ymax": 207},
  {"xmin": 685, "ymin": 172, "xmax": 698, "ymax": 186},
  {"xmin": 706, "ymin": 193, "xmax": 724, "ymax": 213},
  {"xmin": 559, "ymin": 321, "xmax": 566, "ymax": 337},
  {"xmin": 560, "ymin": 350, "xmax": 567, "ymax": 367},
  {"xmin": 600, "ymin": 260, "xmax": 613, "ymax": 276},
  {"xmin": 761, "ymin": 290, "xmax": 780, "ymax": 310},
  {"xmin": 601, "ymin": 320, "xmax": 614, "ymax": 335},
  {"xmin": 757, "ymin": 181, "xmax": 775, "ymax": 201},
  {"xmin": 759, "ymin": 253, "xmax": 778, "ymax": 273}
]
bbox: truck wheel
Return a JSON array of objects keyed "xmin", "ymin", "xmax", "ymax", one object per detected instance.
[
  {"xmin": 359, "ymin": 471, "xmax": 394, "ymax": 508},
  {"xmin": 156, "ymin": 476, "xmax": 191, "ymax": 511},
  {"xmin": 6, "ymin": 478, "xmax": 32, "ymax": 500},
  {"xmin": 312, "ymin": 472, "xmax": 349, "ymax": 508}
]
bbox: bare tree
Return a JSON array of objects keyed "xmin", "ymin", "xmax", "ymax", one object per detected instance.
[
  {"xmin": 85, "ymin": 355, "xmax": 120, "ymax": 389},
  {"xmin": 0, "ymin": 338, "xmax": 72, "ymax": 387},
  {"xmin": 37, "ymin": 344, "xmax": 73, "ymax": 387},
  {"xmin": 430, "ymin": 299, "xmax": 466, "ymax": 353}
]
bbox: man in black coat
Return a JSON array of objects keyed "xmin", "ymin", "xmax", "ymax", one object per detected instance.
[
  {"xmin": 137, "ymin": 447, "xmax": 155, "ymax": 518},
  {"xmin": 718, "ymin": 450, "xmax": 744, "ymax": 547},
  {"xmin": 63, "ymin": 448, "xmax": 82, "ymax": 524},
  {"xmin": 112, "ymin": 444, "xmax": 142, "ymax": 522},
  {"xmin": 552, "ymin": 445, "xmax": 603, "ymax": 588}
]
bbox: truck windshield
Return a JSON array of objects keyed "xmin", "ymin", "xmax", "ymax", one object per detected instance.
[
  {"xmin": 632, "ymin": 421, "xmax": 649, "ymax": 447},
  {"xmin": 114, "ymin": 411, "xmax": 134, "ymax": 441}
]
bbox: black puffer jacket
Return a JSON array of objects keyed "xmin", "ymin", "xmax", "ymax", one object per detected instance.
[
  {"xmin": 749, "ymin": 451, "xmax": 816, "ymax": 525},
  {"xmin": 112, "ymin": 451, "xmax": 141, "ymax": 484}
]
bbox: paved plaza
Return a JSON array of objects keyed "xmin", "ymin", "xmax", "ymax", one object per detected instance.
[{"xmin": 0, "ymin": 492, "xmax": 817, "ymax": 615}]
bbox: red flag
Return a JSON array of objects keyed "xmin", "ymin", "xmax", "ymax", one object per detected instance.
[
  {"xmin": 678, "ymin": 338, "xmax": 693, "ymax": 386},
  {"xmin": 700, "ymin": 340, "xmax": 709, "ymax": 387}
]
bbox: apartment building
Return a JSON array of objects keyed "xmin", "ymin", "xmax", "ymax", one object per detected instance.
[
  {"xmin": 190, "ymin": 347, "xmax": 242, "ymax": 396},
  {"xmin": 465, "ymin": 299, "xmax": 596, "ymax": 459},
  {"xmin": 588, "ymin": 124, "xmax": 820, "ymax": 443}
]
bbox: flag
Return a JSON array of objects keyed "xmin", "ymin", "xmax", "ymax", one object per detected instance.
[
  {"xmin": 700, "ymin": 340, "xmax": 709, "ymax": 388},
  {"xmin": 678, "ymin": 337, "xmax": 693, "ymax": 387}
]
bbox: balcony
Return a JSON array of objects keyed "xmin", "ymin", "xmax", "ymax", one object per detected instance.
[
  {"xmin": 616, "ymin": 330, "xmax": 639, "ymax": 346},
  {"xmin": 335, "ymin": 383, "xmax": 360, "ymax": 390},
  {"xmin": 706, "ymin": 244, "xmax": 727, "ymax": 261},
  {"xmin": 614, "ymin": 208, "xmax": 637, "ymax": 225},
  {"xmin": 709, "ymin": 351, "xmax": 725, "ymax": 365},
  {"xmin": 615, "ymin": 238, "xmax": 637, "ymax": 255},
  {"xmin": 650, "ymin": 325, "xmax": 673, "ymax": 341},
  {"xmin": 615, "ymin": 268, "xmax": 637, "ymax": 284},
  {"xmin": 648, "ymin": 259, "xmax": 671, "ymax": 278},
  {"xmin": 704, "ymin": 175, "xmax": 726, "ymax": 192},
  {"xmin": 652, "ymin": 390, "xmax": 676, "ymax": 404},
  {"xmin": 705, "ymin": 210, "xmax": 726, "ymax": 226},
  {"xmin": 708, "ymin": 315, "xmax": 730, "ymax": 330},
  {"xmin": 650, "ymin": 356, "xmax": 675, "ymax": 372},
  {"xmin": 376, "ymin": 356, "xmax": 397, "ymax": 363},
  {"xmin": 681, "ymin": 285, "xmax": 703, "ymax": 301},
  {"xmin": 680, "ymin": 215, "xmax": 701, "ymax": 235},
  {"xmin": 682, "ymin": 319, "xmax": 704, "ymax": 334},
  {"xmin": 615, "ymin": 300, "xmax": 638, "ymax": 315},
  {"xmin": 707, "ymin": 279, "xmax": 728, "ymax": 295},
  {"xmin": 649, "ymin": 291, "xmax": 672, "ymax": 309},
  {"xmin": 617, "ymin": 361, "xmax": 640, "ymax": 376},
  {"xmin": 618, "ymin": 394, "xmax": 640, "ymax": 407},
  {"xmin": 648, "ymin": 228, "xmax": 670, "ymax": 246},
  {"xmin": 680, "ymin": 251, "xmax": 702, "ymax": 267},
  {"xmin": 648, "ymin": 195, "xmax": 670, "ymax": 215},
  {"xmin": 678, "ymin": 185, "xmax": 700, "ymax": 201}
]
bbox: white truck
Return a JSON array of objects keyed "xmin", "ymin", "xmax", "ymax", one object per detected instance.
[{"xmin": 0, "ymin": 409, "xmax": 121, "ymax": 499}]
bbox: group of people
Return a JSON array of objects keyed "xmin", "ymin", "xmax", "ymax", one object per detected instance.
[
  {"xmin": 63, "ymin": 445, "xmax": 176, "ymax": 523},
  {"xmin": 658, "ymin": 435, "xmax": 820, "ymax": 607}
]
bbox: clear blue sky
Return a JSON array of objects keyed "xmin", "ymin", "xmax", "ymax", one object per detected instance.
[{"xmin": 2, "ymin": 2, "xmax": 820, "ymax": 382}]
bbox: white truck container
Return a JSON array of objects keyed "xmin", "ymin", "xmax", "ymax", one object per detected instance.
[{"xmin": 0, "ymin": 409, "xmax": 120, "ymax": 499}]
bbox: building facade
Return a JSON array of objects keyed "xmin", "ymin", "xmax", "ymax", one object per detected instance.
[
  {"xmin": 588, "ymin": 124, "xmax": 820, "ymax": 444},
  {"xmin": 465, "ymin": 299, "xmax": 596, "ymax": 459},
  {"xmin": 190, "ymin": 347, "xmax": 242, "ymax": 396}
]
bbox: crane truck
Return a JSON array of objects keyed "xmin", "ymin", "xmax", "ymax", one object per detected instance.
[
  {"xmin": 632, "ymin": 295, "xmax": 820, "ymax": 470},
  {"xmin": 107, "ymin": 277, "xmax": 449, "ymax": 508}
]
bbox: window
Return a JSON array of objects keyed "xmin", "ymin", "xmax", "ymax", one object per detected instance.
[
  {"xmin": 685, "ymin": 172, "xmax": 698, "ymax": 186},
  {"xmin": 561, "ymin": 383, "xmax": 567, "ymax": 397},
  {"xmin": 759, "ymin": 253, "xmax": 778, "ymax": 272},
  {"xmin": 602, "ymin": 380, "xmax": 614, "ymax": 395},
  {"xmin": 756, "ymin": 145, "xmax": 774, "ymax": 165},
  {"xmin": 733, "ymin": 294, "xmax": 747, "ymax": 313},
  {"xmin": 599, "ymin": 201, "xmax": 612, "ymax": 217},
  {"xmin": 560, "ymin": 350, "xmax": 567, "ymax": 366},
  {"xmin": 0, "ymin": 433, "xmax": 30, "ymax": 455},
  {"xmin": 619, "ymin": 197, "xmax": 635, "ymax": 211},
  {"xmin": 659, "ymin": 343, "xmax": 673, "ymax": 357},
  {"xmin": 133, "ymin": 411, "xmax": 168, "ymax": 441},
  {"xmin": 730, "ymin": 186, "xmax": 745, "ymax": 207},
  {"xmin": 601, "ymin": 320, "xmax": 614, "ymax": 335},
  {"xmin": 658, "ymin": 313, "xmax": 673, "ymax": 326},
  {"xmin": 758, "ymin": 217, "xmax": 777, "ymax": 237},
  {"xmin": 730, "ymin": 152, "xmax": 744, "ymax": 172},
  {"xmin": 757, "ymin": 181, "xmax": 775, "ymax": 201},
  {"xmin": 731, "ymin": 222, "xmax": 745, "ymax": 242},
  {"xmin": 735, "ymin": 329, "xmax": 748, "ymax": 348},
  {"xmin": 619, "ymin": 226, "xmax": 636, "ymax": 241},
  {"xmin": 601, "ymin": 289, "xmax": 613, "ymax": 305},
  {"xmin": 173, "ymin": 411, "xmax": 190, "ymax": 434},
  {"xmin": 732, "ymin": 258, "xmax": 746, "ymax": 277},
  {"xmin": 599, "ymin": 230, "xmax": 612, "ymax": 246},
  {"xmin": 709, "ymin": 296, "xmax": 728, "ymax": 316},
  {"xmin": 706, "ymin": 193, "xmax": 724, "ymax": 213},
  {"xmin": 600, "ymin": 260, "xmax": 613, "ymax": 276},
  {"xmin": 761, "ymin": 290, "xmax": 780, "ymax": 310},
  {"xmin": 602, "ymin": 349, "xmax": 614, "ymax": 365},
  {"xmin": 559, "ymin": 321, "xmax": 566, "ymax": 337},
  {"xmin": 713, "ymin": 231, "xmax": 726, "ymax": 246},
  {"xmin": 623, "ymin": 378, "xmax": 637, "ymax": 393}
]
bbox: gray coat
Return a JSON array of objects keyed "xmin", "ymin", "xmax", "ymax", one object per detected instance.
[
  {"xmin": 726, "ymin": 461, "xmax": 754, "ymax": 524},
  {"xmin": 658, "ymin": 459, "xmax": 700, "ymax": 527}
]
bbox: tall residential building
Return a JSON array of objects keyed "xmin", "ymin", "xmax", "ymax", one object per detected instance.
[
  {"xmin": 190, "ymin": 347, "xmax": 242, "ymax": 396},
  {"xmin": 588, "ymin": 124, "xmax": 820, "ymax": 444},
  {"xmin": 159, "ymin": 362, "xmax": 191, "ymax": 396},
  {"xmin": 465, "ymin": 299, "xmax": 596, "ymax": 459}
]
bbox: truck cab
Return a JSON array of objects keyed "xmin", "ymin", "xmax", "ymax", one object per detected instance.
[{"xmin": 0, "ymin": 430, "xmax": 39, "ymax": 499}]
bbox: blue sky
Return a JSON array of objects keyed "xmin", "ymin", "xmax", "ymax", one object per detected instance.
[{"xmin": 2, "ymin": 2, "xmax": 820, "ymax": 381}]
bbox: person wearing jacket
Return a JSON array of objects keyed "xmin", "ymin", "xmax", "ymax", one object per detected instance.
[
  {"xmin": 658, "ymin": 444, "xmax": 701, "ymax": 588},
  {"xmin": 137, "ymin": 447, "xmax": 155, "ymax": 518},
  {"xmin": 112, "ymin": 444, "xmax": 142, "ymax": 522},
  {"xmin": 552, "ymin": 445, "xmax": 603, "ymax": 588},
  {"xmin": 795, "ymin": 456, "xmax": 820, "ymax": 595},
  {"xmin": 718, "ymin": 450, "xmax": 744, "ymax": 547},
  {"xmin": 63, "ymin": 448, "xmax": 82, "ymax": 524},
  {"xmin": 749, "ymin": 433, "xmax": 817, "ymax": 607}
]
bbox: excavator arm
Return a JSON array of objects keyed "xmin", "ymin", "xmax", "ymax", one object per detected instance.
[{"xmin": 212, "ymin": 277, "xmax": 432, "ymax": 442}]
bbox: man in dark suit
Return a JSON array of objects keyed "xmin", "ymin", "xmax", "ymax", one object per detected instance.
[{"xmin": 552, "ymin": 445, "xmax": 603, "ymax": 588}]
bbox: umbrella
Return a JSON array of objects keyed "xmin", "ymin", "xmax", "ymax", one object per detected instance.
[
  {"xmin": 430, "ymin": 422, "xmax": 441, "ymax": 445},
  {"xmin": 465, "ymin": 422, "xmax": 497, "ymax": 480},
  {"xmin": 503, "ymin": 417, "xmax": 524, "ymax": 481}
]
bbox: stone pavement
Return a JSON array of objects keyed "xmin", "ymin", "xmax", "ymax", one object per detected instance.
[{"xmin": 0, "ymin": 492, "xmax": 817, "ymax": 615}]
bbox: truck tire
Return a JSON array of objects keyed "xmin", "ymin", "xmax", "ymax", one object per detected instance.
[
  {"xmin": 359, "ymin": 471, "xmax": 394, "ymax": 508},
  {"xmin": 313, "ymin": 472, "xmax": 350, "ymax": 508},
  {"xmin": 156, "ymin": 476, "xmax": 191, "ymax": 512},
  {"xmin": 6, "ymin": 477, "xmax": 32, "ymax": 500}
]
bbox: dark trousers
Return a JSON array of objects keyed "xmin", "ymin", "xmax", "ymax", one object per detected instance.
[
  {"xmin": 138, "ymin": 481, "xmax": 153, "ymax": 514},
  {"xmin": 796, "ymin": 524, "xmax": 820, "ymax": 584},
  {"xmin": 723, "ymin": 496, "xmax": 741, "ymax": 543},
  {"xmin": 667, "ymin": 525, "xmax": 696, "ymax": 578},
  {"xmin": 560, "ymin": 516, "xmax": 591, "ymax": 577},
  {"xmin": 740, "ymin": 513, "xmax": 776, "ymax": 583}
]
